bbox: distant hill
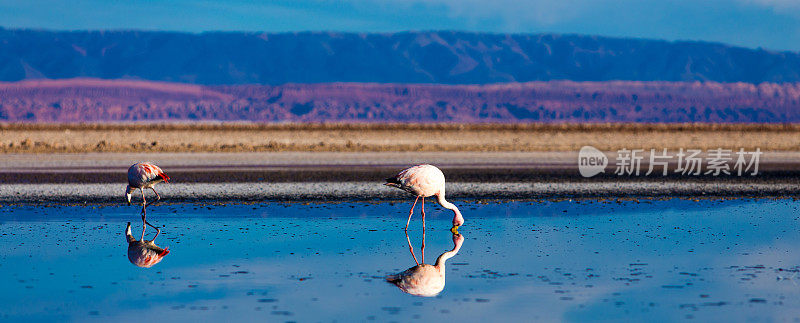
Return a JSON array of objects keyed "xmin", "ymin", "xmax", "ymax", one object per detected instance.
[
  {"xmin": 2, "ymin": 79, "xmax": 798, "ymax": 123},
  {"xmin": 1, "ymin": 28, "xmax": 800, "ymax": 84}
]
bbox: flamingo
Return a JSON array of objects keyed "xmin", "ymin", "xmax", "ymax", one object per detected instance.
[
  {"xmin": 126, "ymin": 162, "xmax": 170, "ymax": 240},
  {"xmin": 386, "ymin": 231, "xmax": 465, "ymax": 297},
  {"xmin": 385, "ymin": 164, "xmax": 465, "ymax": 231},
  {"xmin": 125, "ymin": 222, "xmax": 170, "ymax": 268}
]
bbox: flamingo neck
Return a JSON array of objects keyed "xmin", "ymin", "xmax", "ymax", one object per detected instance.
[
  {"xmin": 435, "ymin": 236, "xmax": 464, "ymax": 269},
  {"xmin": 436, "ymin": 193, "xmax": 464, "ymax": 225},
  {"xmin": 435, "ymin": 249, "xmax": 459, "ymax": 268}
]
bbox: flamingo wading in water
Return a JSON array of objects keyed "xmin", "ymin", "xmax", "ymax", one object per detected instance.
[
  {"xmin": 385, "ymin": 164, "xmax": 465, "ymax": 232},
  {"xmin": 126, "ymin": 162, "xmax": 170, "ymax": 240}
]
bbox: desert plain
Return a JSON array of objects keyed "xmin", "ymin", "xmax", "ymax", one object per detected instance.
[{"xmin": 1, "ymin": 123, "xmax": 798, "ymax": 153}]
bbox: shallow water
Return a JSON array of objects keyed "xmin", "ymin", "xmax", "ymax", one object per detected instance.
[{"xmin": 2, "ymin": 199, "xmax": 800, "ymax": 322}]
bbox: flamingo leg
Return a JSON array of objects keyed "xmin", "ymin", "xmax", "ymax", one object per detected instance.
[
  {"xmin": 146, "ymin": 187, "xmax": 161, "ymax": 207},
  {"xmin": 140, "ymin": 188, "xmax": 147, "ymax": 241},
  {"xmin": 140, "ymin": 188, "xmax": 162, "ymax": 241},
  {"xmin": 405, "ymin": 196, "xmax": 419, "ymax": 231},
  {"xmin": 146, "ymin": 223, "xmax": 161, "ymax": 241},
  {"xmin": 405, "ymin": 228, "xmax": 419, "ymax": 266},
  {"xmin": 421, "ymin": 196, "xmax": 426, "ymax": 264},
  {"xmin": 139, "ymin": 224, "xmax": 146, "ymax": 243}
]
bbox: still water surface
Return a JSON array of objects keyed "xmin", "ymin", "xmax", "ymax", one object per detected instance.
[{"xmin": 2, "ymin": 199, "xmax": 800, "ymax": 322}]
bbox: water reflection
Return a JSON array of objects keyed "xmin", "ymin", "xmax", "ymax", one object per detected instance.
[
  {"xmin": 125, "ymin": 222, "xmax": 170, "ymax": 268},
  {"xmin": 386, "ymin": 230, "xmax": 464, "ymax": 297}
]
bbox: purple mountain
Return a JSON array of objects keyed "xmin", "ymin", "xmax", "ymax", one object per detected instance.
[{"xmin": 1, "ymin": 79, "xmax": 798, "ymax": 123}]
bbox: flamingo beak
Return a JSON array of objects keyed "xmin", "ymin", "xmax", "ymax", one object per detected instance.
[
  {"xmin": 126, "ymin": 193, "xmax": 132, "ymax": 206},
  {"xmin": 450, "ymin": 225, "xmax": 460, "ymax": 235}
]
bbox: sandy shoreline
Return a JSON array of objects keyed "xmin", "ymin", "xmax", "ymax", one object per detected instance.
[{"xmin": 1, "ymin": 151, "xmax": 797, "ymax": 203}]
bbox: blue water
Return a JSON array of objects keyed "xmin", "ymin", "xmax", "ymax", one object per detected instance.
[{"xmin": 2, "ymin": 199, "xmax": 800, "ymax": 322}]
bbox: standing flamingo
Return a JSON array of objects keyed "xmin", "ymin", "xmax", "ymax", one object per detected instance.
[
  {"xmin": 126, "ymin": 162, "xmax": 170, "ymax": 240},
  {"xmin": 385, "ymin": 164, "xmax": 465, "ymax": 232}
]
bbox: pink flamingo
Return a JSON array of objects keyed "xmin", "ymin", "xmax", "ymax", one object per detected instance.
[
  {"xmin": 385, "ymin": 164, "xmax": 465, "ymax": 233},
  {"xmin": 125, "ymin": 222, "xmax": 170, "ymax": 268},
  {"xmin": 126, "ymin": 162, "xmax": 170, "ymax": 240}
]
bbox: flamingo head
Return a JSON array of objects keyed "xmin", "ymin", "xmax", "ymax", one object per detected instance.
[
  {"xmin": 125, "ymin": 185, "xmax": 134, "ymax": 205},
  {"xmin": 125, "ymin": 222, "xmax": 137, "ymax": 243},
  {"xmin": 451, "ymin": 206, "xmax": 464, "ymax": 228},
  {"xmin": 384, "ymin": 176, "xmax": 401, "ymax": 188}
]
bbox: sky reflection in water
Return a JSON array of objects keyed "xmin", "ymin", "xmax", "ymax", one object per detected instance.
[{"xmin": 1, "ymin": 198, "xmax": 800, "ymax": 322}]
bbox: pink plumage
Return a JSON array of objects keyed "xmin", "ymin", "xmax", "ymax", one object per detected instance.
[
  {"xmin": 385, "ymin": 164, "xmax": 464, "ymax": 229},
  {"xmin": 128, "ymin": 162, "xmax": 169, "ymax": 188},
  {"xmin": 390, "ymin": 164, "xmax": 445, "ymax": 197}
]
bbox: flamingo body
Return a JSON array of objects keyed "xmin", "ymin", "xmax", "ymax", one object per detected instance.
[
  {"xmin": 386, "ymin": 164, "xmax": 464, "ymax": 227},
  {"xmin": 128, "ymin": 162, "xmax": 169, "ymax": 190},
  {"xmin": 386, "ymin": 265, "xmax": 444, "ymax": 297},
  {"xmin": 387, "ymin": 164, "xmax": 445, "ymax": 197}
]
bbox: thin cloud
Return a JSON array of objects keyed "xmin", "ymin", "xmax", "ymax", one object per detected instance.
[
  {"xmin": 370, "ymin": 0, "xmax": 593, "ymax": 27},
  {"xmin": 740, "ymin": 0, "xmax": 800, "ymax": 13}
]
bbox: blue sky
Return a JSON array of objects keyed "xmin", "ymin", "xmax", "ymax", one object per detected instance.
[{"xmin": 2, "ymin": 0, "xmax": 799, "ymax": 51}]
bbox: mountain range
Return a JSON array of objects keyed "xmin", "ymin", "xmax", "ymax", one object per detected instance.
[
  {"xmin": 2, "ymin": 28, "xmax": 800, "ymax": 85},
  {"xmin": 2, "ymin": 28, "xmax": 800, "ymax": 123}
]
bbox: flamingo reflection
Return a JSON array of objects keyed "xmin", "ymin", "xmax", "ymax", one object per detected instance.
[
  {"xmin": 125, "ymin": 222, "xmax": 170, "ymax": 268},
  {"xmin": 386, "ymin": 230, "xmax": 464, "ymax": 297}
]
